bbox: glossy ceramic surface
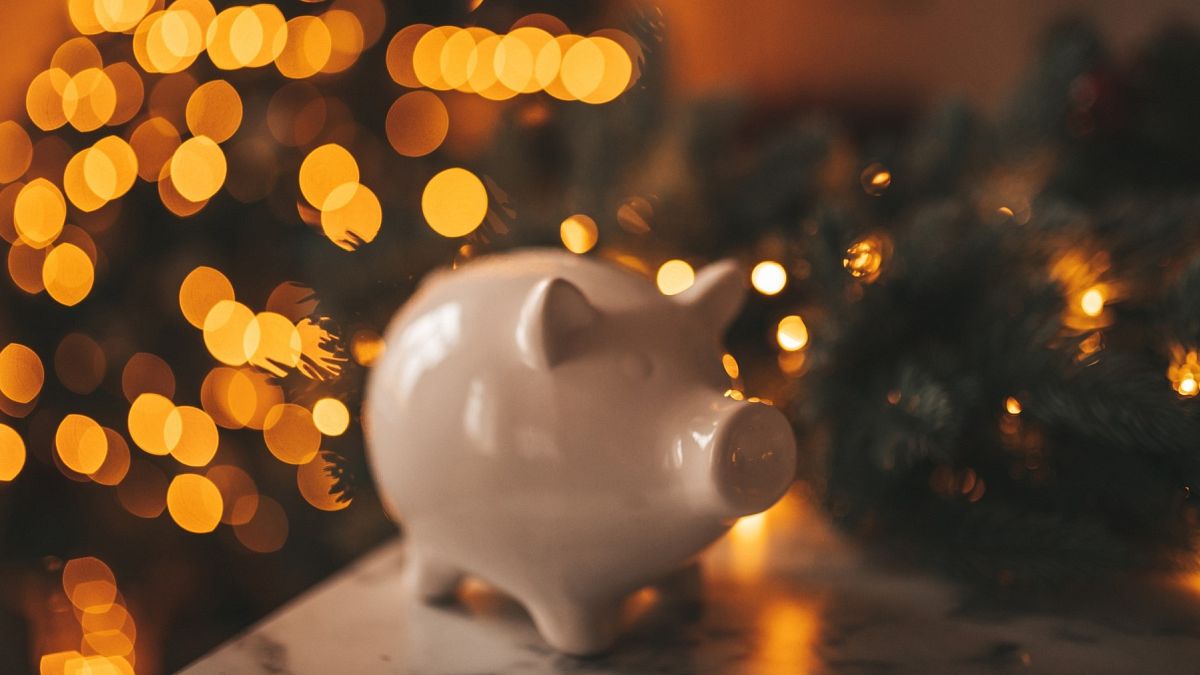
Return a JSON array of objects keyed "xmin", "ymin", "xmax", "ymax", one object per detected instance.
[{"xmin": 364, "ymin": 249, "xmax": 797, "ymax": 654}]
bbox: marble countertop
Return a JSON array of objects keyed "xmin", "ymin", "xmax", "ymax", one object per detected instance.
[{"xmin": 184, "ymin": 490, "xmax": 1200, "ymax": 674}]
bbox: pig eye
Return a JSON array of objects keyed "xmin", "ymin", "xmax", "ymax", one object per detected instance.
[{"xmin": 621, "ymin": 353, "xmax": 654, "ymax": 379}]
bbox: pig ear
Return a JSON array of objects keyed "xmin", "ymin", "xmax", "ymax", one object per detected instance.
[
  {"xmin": 517, "ymin": 277, "xmax": 598, "ymax": 369},
  {"xmin": 675, "ymin": 260, "xmax": 745, "ymax": 331}
]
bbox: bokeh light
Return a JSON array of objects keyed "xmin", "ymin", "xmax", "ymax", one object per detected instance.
[
  {"xmin": 312, "ymin": 398, "xmax": 350, "ymax": 436},
  {"xmin": 0, "ymin": 423, "xmax": 26, "ymax": 481},
  {"xmin": 203, "ymin": 300, "xmax": 255, "ymax": 366},
  {"xmin": 179, "ymin": 265, "xmax": 235, "ymax": 329},
  {"xmin": 297, "ymin": 453, "xmax": 349, "ymax": 511},
  {"xmin": 166, "ymin": 473, "xmax": 224, "ymax": 533},
  {"xmin": 233, "ymin": 495, "xmax": 288, "ymax": 552},
  {"xmin": 121, "ymin": 352, "xmax": 175, "ymax": 402},
  {"xmin": 385, "ymin": 91, "xmax": 449, "ymax": 157},
  {"xmin": 0, "ymin": 121, "xmax": 33, "ymax": 183},
  {"xmin": 860, "ymin": 162, "xmax": 892, "ymax": 196},
  {"xmin": 276, "ymin": 16, "xmax": 333, "ymax": 79},
  {"xmin": 777, "ymin": 315, "xmax": 810, "ymax": 352},
  {"xmin": 0, "ymin": 343, "xmax": 44, "ymax": 404},
  {"xmin": 421, "ymin": 167, "xmax": 488, "ymax": 238},
  {"xmin": 185, "ymin": 79, "xmax": 243, "ymax": 143},
  {"xmin": 169, "ymin": 135, "xmax": 226, "ymax": 202},
  {"xmin": 263, "ymin": 403, "xmax": 321, "ymax": 465},
  {"xmin": 560, "ymin": 214, "xmax": 598, "ymax": 254},
  {"xmin": 14, "ymin": 179, "xmax": 67, "ymax": 249},
  {"xmin": 299, "ymin": 143, "xmax": 359, "ymax": 209},
  {"xmin": 127, "ymin": 392, "xmax": 180, "ymax": 456},
  {"xmin": 751, "ymin": 261, "xmax": 787, "ymax": 295},
  {"xmin": 320, "ymin": 183, "xmax": 382, "ymax": 250},
  {"xmin": 55, "ymin": 413, "xmax": 109, "ymax": 477},
  {"xmin": 656, "ymin": 259, "xmax": 695, "ymax": 296},
  {"xmin": 170, "ymin": 406, "xmax": 219, "ymax": 467},
  {"xmin": 61, "ymin": 557, "xmax": 116, "ymax": 612}
]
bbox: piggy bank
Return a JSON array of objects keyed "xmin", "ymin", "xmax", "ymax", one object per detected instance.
[{"xmin": 364, "ymin": 249, "xmax": 796, "ymax": 654}]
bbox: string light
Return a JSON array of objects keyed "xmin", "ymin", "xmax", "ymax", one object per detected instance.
[
  {"xmin": 751, "ymin": 260, "xmax": 787, "ymax": 295},
  {"xmin": 860, "ymin": 162, "xmax": 892, "ymax": 196},
  {"xmin": 843, "ymin": 235, "xmax": 888, "ymax": 282},
  {"xmin": 776, "ymin": 315, "xmax": 809, "ymax": 352},
  {"xmin": 1005, "ymin": 396, "xmax": 1022, "ymax": 415},
  {"xmin": 1169, "ymin": 346, "xmax": 1200, "ymax": 398},
  {"xmin": 560, "ymin": 214, "xmax": 598, "ymax": 254},
  {"xmin": 656, "ymin": 259, "xmax": 695, "ymax": 296}
]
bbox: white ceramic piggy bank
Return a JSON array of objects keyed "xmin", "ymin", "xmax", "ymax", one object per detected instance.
[{"xmin": 365, "ymin": 249, "xmax": 796, "ymax": 654}]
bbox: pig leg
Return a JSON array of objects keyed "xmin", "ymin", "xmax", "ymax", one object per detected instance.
[
  {"xmin": 404, "ymin": 549, "xmax": 463, "ymax": 604},
  {"xmin": 527, "ymin": 596, "xmax": 622, "ymax": 656}
]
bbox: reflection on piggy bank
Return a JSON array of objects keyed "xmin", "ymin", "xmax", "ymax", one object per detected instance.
[{"xmin": 365, "ymin": 249, "xmax": 796, "ymax": 654}]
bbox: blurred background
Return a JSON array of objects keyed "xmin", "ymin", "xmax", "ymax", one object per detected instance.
[{"xmin": 3, "ymin": 1, "xmax": 1200, "ymax": 673}]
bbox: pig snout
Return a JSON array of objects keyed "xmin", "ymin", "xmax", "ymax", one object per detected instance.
[{"xmin": 680, "ymin": 396, "xmax": 797, "ymax": 520}]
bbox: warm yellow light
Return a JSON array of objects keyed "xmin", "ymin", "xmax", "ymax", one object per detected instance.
[
  {"xmin": 129, "ymin": 116, "xmax": 181, "ymax": 181},
  {"xmin": 1169, "ymin": 348, "xmax": 1200, "ymax": 398},
  {"xmin": 1180, "ymin": 377, "xmax": 1198, "ymax": 396},
  {"xmin": 166, "ymin": 473, "xmax": 223, "ymax": 533},
  {"xmin": 559, "ymin": 37, "xmax": 605, "ymax": 100},
  {"xmin": 13, "ymin": 179, "xmax": 66, "ymax": 249},
  {"xmin": 385, "ymin": 91, "xmax": 448, "ymax": 158},
  {"xmin": 185, "ymin": 79, "xmax": 243, "ymax": 143},
  {"xmin": 1005, "ymin": 396, "xmax": 1022, "ymax": 415},
  {"xmin": 61, "ymin": 556, "xmax": 117, "ymax": 612},
  {"xmin": 385, "ymin": 23, "xmax": 431, "ymax": 88},
  {"xmin": 90, "ymin": 136, "xmax": 139, "ymax": 201},
  {"xmin": 179, "ymin": 266, "xmax": 235, "ymax": 329},
  {"xmin": 244, "ymin": 311, "xmax": 302, "ymax": 376},
  {"xmin": 263, "ymin": 403, "xmax": 321, "ymax": 464},
  {"xmin": 56, "ymin": 414, "xmax": 109, "ymax": 475},
  {"xmin": 1080, "ymin": 287, "xmax": 1105, "ymax": 317},
  {"xmin": 843, "ymin": 235, "xmax": 886, "ymax": 281},
  {"xmin": 860, "ymin": 163, "xmax": 892, "ymax": 196},
  {"xmin": 319, "ymin": 9, "xmax": 365, "ymax": 74},
  {"xmin": 128, "ymin": 393, "xmax": 181, "ymax": 456},
  {"xmin": 299, "ymin": 143, "xmax": 359, "ymax": 209},
  {"xmin": 276, "ymin": 15, "xmax": 333, "ymax": 79},
  {"xmin": 43, "ymin": 243, "xmax": 96, "ymax": 307},
  {"xmin": 421, "ymin": 167, "xmax": 488, "ymax": 238},
  {"xmin": 350, "ymin": 329, "xmax": 384, "ymax": 366},
  {"xmin": 577, "ymin": 37, "xmax": 632, "ymax": 104},
  {"xmin": 560, "ymin": 214, "xmax": 598, "ymax": 254},
  {"xmin": 722, "ymin": 353, "xmax": 740, "ymax": 380},
  {"xmin": 751, "ymin": 260, "xmax": 787, "ymax": 295},
  {"xmin": 297, "ymin": 453, "xmax": 350, "ymax": 511},
  {"xmin": 656, "ymin": 259, "xmax": 695, "ymax": 296},
  {"xmin": 89, "ymin": 428, "xmax": 130, "ymax": 486},
  {"xmin": 96, "ymin": 0, "xmax": 154, "ymax": 33},
  {"xmin": 26, "ymin": 68, "xmax": 71, "ymax": 131},
  {"xmin": 0, "ymin": 424, "xmax": 26, "ymax": 481},
  {"xmin": 170, "ymin": 406, "xmax": 219, "ymax": 467},
  {"xmin": 0, "ymin": 343, "xmax": 44, "ymax": 404},
  {"xmin": 776, "ymin": 315, "xmax": 809, "ymax": 352},
  {"xmin": 63, "ymin": 68, "xmax": 117, "ymax": 132},
  {"xmin": 203, "ymin": 300, "xmax": 255, "ymax": 366},
  {"xmin": 320, "ymin": 183, "xmax": 382, "ymax": 250},
  {"xmin": 0, "ymin": 122, "xmax": 32, "ymax": 184},
  {"xmin": 312, "ymin": 398, "xmax": 350, "ymax": 436},
  {"xmin": 169, "ymin": 136, "xmax": 227, "ymax": 202}
]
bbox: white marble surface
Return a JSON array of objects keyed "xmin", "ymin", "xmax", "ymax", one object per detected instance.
[{"xmin": 184, "ymin": 489, "xmax": 1200, "ymax": 674}]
